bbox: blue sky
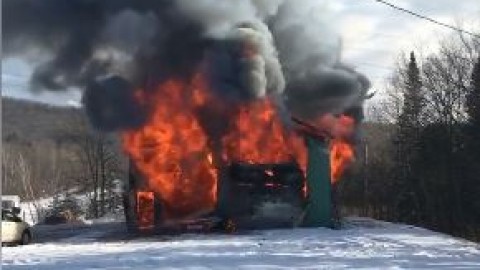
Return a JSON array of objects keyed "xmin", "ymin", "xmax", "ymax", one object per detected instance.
[
  {"xmin": 2, "ymin": 0, "xmax": 479, "ymax": 107},
  {"xmin": 2, "ymin": 58, "xmax": 82, "ymax": 106}
]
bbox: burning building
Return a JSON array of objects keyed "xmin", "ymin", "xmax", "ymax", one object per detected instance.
[{"xmin": 4, "ymin": 0, "xmax": 371, "ymax": 232}]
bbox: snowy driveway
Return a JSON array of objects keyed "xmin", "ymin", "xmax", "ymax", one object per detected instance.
[{"xmin": 2, "ymin": 219, "xmax": 480, "ymax": 269}]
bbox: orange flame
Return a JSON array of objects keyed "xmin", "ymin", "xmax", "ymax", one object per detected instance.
[
  {"xmin": 122, "ymin": 73, "xmax": 217, "ymax": 220},
  {"xmin": 291, "ymin": 114, "xmax": 356, "ymax": 184},
  {"xmin": 123, "ymin": 62, "xmax": 356, "ymax": 221},
  {"xmin": 122, "ymin": 37, "xmax": 359, "ymax": 222},
  {"xmin": 330, "ymin": 138, "xmax": 355, "ymax": 183},
  {"xmin": 122, "ymin": 70, "xmax": 311, "ymax": 221},
  {"xmin": 222, "ymin": 99, "xmax": 296, "ymax": 164},
  {"xmin": 329, "ymin": 115, "xmax": 355, "ymax": 183}
]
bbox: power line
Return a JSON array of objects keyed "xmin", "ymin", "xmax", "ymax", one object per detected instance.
[{"xmin": 373, "ymin": 0, "xmax": 480, "ymax": 39}]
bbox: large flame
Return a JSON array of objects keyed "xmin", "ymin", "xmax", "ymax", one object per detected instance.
[
  {"xmin": 121, "ymin": 69, "xmax": 310, "ymax": 221},
  {"xmin": 122, "ymin": 73, "xmax": 217, "ymax": 220},
  {"xmin": 122, "ymin": 66, "xmax": 355, "ymax": 221},
  {"xmin": 222, "ymin": 99, "xmax": 297, "ymax": 164},
  {"xmin": 120, "ymin": 31, "xmax": 359, "ymax": 224}
]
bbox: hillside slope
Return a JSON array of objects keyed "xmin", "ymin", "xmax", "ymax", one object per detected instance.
[{"xmin": 2, "ymin": 97, "xmax": 83, "ymax": 142}]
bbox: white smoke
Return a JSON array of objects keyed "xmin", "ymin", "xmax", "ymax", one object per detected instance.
[
  {"xmin": 270, "ymin": 0, "xmax": 370, "ymax": 120},
  {"xmin": 176, "ymin": 0, "xmax": 369, "ymax": 119},
  {"xmin": 270, "ymin": 0, "xmax": 341, "ymax": 77},
  {"xmin": 176, "ymin": 0, "xmax": 286, "ymax": 98},
  {"xmin": 175, "ymin": 0, "xmax": 285, "ymax": 37},
  {"xmin": 226, "ymin": 22, "xmax": 285, "ymax": 98}
]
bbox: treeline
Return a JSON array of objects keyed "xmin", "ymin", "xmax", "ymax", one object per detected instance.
[
  {"xmin": 339, "ymin": 33, "xmax": 480, "ymax": 240},
  {"xmin": 2, "ymin": 98, "xmax": 127, "ymax": 222}
]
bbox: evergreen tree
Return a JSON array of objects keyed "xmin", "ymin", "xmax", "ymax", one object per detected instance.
[
  {"xmin": 465, "ymin": 56, "xmax": 480, "ymax": 228},
  {"xmin": 467, "ymin": 56, "xmax": 480, "ymax": 128},
  {"xmin": 399, "ymin": 52, "xmax": 423, "ymax": 128},
  {"xmin": 393, "ymin": 51, "xmax": 424, "ymax": 223},
  {"xmin": 465, "ymin": 56, "xmax": 480, "ymax": 163}
]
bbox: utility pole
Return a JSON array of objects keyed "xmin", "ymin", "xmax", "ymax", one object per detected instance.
[{"xmin": 363, "ymin": 140, "xmax": 369, "ymax": 216}]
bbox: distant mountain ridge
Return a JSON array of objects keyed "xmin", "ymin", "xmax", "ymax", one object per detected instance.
[{"xmin": 2, "ymin": 97, "xmax": 83, "ymax": 143}]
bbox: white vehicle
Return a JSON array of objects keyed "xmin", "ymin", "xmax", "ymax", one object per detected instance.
[{"xmin": 2, "ymin": 209, "xmax": 32, "ymax": 245}]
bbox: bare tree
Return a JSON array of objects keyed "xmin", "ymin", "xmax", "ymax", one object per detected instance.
[{"xmin": 69, "ymin": 114, "xmax": 125, "ymax": 218}]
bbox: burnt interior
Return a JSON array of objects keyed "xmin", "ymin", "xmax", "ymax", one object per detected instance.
[
  {"xmin": 124, "ymin": 160, "xmax": 306, "ymax": 232},
  {"xmin": 217, "ymin": 162, "xmax": 306, "ymax": 229}
]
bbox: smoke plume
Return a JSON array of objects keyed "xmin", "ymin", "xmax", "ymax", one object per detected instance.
[
  {"xmin": 3, "ymin": 0, "xmax": 370, "ymax": 129},
  {"xmin": 269, "ymin": 1, "xmax": 370, "ymax": 122}
]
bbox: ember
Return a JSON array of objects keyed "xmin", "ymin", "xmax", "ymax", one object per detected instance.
[
  {"xmin": 265, "ymin": 169, "xmax": 275, "ymax": 177},
  {"xmin": 136, "ymin": 191, "xmax": 155, "ymax": 230}
]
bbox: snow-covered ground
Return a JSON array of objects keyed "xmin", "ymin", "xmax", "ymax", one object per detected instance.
[
  {"xmin": 2, "ymin": 218, "xmax": 480, "ymax": 269},
  {"xmin": 18, "ymin": 186, "xmax": 124, "ymax": 226}
]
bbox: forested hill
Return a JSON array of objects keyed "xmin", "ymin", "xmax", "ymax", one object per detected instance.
[{"xmin": 2, "ymin": 97, "xmax": 83, "ymax": 143}]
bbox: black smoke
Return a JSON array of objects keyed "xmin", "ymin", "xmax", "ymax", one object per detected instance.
[
  {"xmin": 3, "ymin": 0, "xmax": 210, "ymax": 87},
  {"xmin": 3, "ymin": 0, "xmax": 371, "ymax": 131},
  {"xmin": 3, "ymin": 0, "xmax": 214, "ymax": 130},
  {"xmin": 83, "ymin": 76, "xmax": 147, "ymax": 131},
  {"xmin": 285, "ymin": 66, "xmax": 371, "ymax": 123}
]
